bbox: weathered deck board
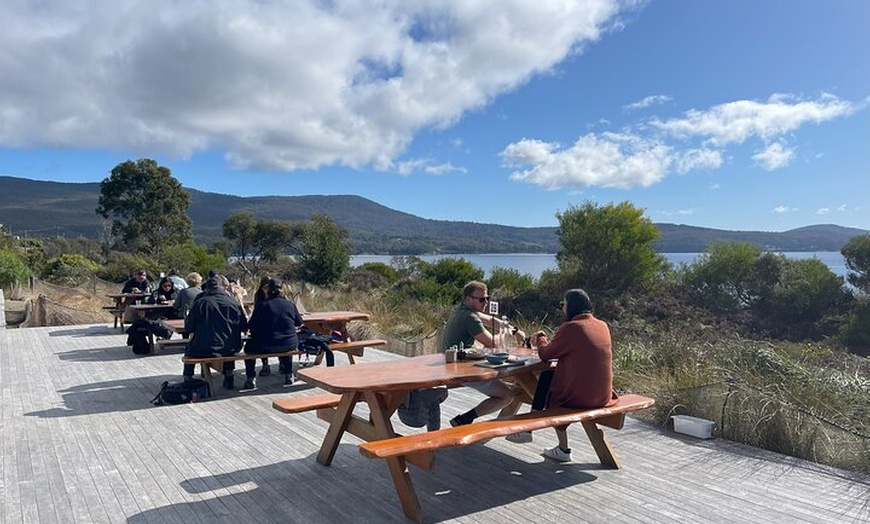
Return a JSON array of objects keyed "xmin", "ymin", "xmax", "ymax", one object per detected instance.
[{"xmin": 0, "ymin": 324, "xmax": 867, "ymax": 523}]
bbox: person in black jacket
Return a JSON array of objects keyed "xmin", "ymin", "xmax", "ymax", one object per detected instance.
[
  {"xmin": 122, "ymin": 269, "xmax": 150, "ymax": 294},
  {"xmin": 183, "ymin": 277, "xmax": 248, "ymax": 389},
  {"xmin": 243, "ymin": 278, "xmax": 303, "ymax": 389}
]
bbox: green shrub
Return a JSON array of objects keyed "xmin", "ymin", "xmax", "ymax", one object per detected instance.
[
  {"xmin": 159, "ymin": 241, "xmax": 227, "ymax": 278},
  {"xmin": 40, "ymin": 254, "xmax": 99, "ymax": 287},
  {"xmin": 98, "ymin": 252, "xmax": 156, "ymax": 283},
  {"xmin": 0, "ymin": 248, "xmax": 30, "ymax": 289},
  {"xmin": 487, "ymin": 266, "xmax": 534, "ymax": 295}
]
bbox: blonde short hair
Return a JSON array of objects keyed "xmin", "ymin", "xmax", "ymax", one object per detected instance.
[{"xmin": 186, "ymin": 272, "xmax": 203, "ymax": 287}]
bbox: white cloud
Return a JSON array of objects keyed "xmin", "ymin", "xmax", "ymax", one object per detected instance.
[
  {"xmin": 709, "ymin": 183, "xmax": 721, "ymax": 190},
  {"xmin": 817, "ymin": 208, "xmax": 830, "ymax": 215},
  {"xmin": 677, "ymin": 208, "xmax": 694, "ymax": 215},
  {"xmin": 752, "ymin": 142, "xmax": 795, "ymax": 170},
  {"xmin": 773, "ymin": 205, "xmax": 797, "ymax": 214},
  {"xmin": 838, "ymin": 204, "xmax": 848, "ymax": 212},
  {"xmin": 506, "ymin": 92, "xmax": 860, "ymax": 190},
  {"xmin": 0, "ymin": 1, "xmax": 638, "ymax": 171},
  {"xmin": 502, "ymin": 132, "xmax": 672, "ymax": 190},
  {"xmin": 649, "ymin": 93, "xmax": 854, "ymax": 146},
  {"xmin": 675, "ymin": 148, "xmax": 723, "ymax": 174},
  {"xmin": 624, "ymin": 94, "xmax": 672, "ymax": 112},
  {"xmin": 394, "ymin": 159, "xmax": 466, "ymax": 176}
]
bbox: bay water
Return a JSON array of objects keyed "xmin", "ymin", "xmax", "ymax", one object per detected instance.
[{"xmin": 351, "ymin": 252, "xmax": 849, "ymax": 279}]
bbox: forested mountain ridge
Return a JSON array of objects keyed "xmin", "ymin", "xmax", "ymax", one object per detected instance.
[{"xmin": 0, "ymin": 175, "xmax": 866, "ymax": 253}]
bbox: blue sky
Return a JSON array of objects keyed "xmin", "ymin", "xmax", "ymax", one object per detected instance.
[{"xmin": 1, "ymin": 1, "xmax": 868, "ymax": 231}]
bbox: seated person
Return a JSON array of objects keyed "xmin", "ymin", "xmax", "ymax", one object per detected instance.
[
  {"xmin": 122, "ymin": 269, "xmax": 150, "ymax": 294},
  {"xmin": 242, "ymin": 278, "xmax": 304, "ymax": 390},
  {"xmin": 167, "ymin": 269, "xmax": 188, "ymax": 291},
  {"xmin": 148, "ymin": 276, "xmax": 177, "ymax": 305},
  {"xmin": 441, "ymin": 280, "xmax": 526, "ymax": 428},
  {"xmin": 529, "ymin": 289, "xmax": 616, "ymax": 462},
  {"xmin": 182, "ymin": 277, "xmax": 248, "ymax": 389},
  {"xmin": 173, "ymin": 272, "xmax": 203, "ymax": 318}
]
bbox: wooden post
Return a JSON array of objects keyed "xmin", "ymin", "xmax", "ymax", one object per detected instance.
[{"xmin": 0, "ymin": 288, "xmax": 6, "ymax": 329}]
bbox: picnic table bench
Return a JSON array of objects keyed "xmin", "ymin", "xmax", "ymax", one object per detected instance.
[
  {"xmin": 359, "ymin": 393, "xmax": 655, "ymax": 468},
  {"xmin": 183, "ymin": 339, "xmax": 387, "ymax": 393}
]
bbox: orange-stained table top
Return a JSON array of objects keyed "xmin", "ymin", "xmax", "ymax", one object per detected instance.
[{"xmin": 297, "ymin": 350, "xmax": 546, "ymax": 394}]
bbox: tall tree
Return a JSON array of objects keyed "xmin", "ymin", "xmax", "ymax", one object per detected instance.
[
  {"xmin": 222, "ymin": 212, "xmax": 257, "ymax": 262},
  {"xmin": 297, "ymin": 214, "xmax": 351, "ymax": 286},
  {"xmin": 95, "ymin": 159, "xmax": 192, "ymax": 256},
  {"xmin": 555, "ymin": 200, "xmax": 666, "ymax": 299}
]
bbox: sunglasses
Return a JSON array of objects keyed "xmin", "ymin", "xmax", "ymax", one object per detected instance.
[{"xmin": 469, "ymin": 295, "xmax": 490, "ymax": 303}]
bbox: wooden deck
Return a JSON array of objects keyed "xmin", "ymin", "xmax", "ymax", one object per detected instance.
[{"xmin": 1, "ymin": 324, "xmax": 868, "ymax": 523}]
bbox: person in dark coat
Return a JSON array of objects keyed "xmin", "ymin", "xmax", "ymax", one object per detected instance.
[
  {"xmin": 242, "ymin": 278, "xmax": 303, "ymax": 389},
  {"xmin": 122, "ymin": 269, "xmax": 150, "ymax": 294},
  {"xmin": 183, "ymin": 277, "xmax": 249, "ymax": 389},
  {"xmin": 252, "ymin": 276, "xmax": 273, "ymax": 375},
  {"xmin": 148, "ymin": 276, "xmax": 177, "ymax": 305}
]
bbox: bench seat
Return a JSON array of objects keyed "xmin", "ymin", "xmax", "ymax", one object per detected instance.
[
  {"xmin": 181, "ymin": 339, "xmax": 388, "ymax": 392},
  {"xmin": 155, "ymin": 338, "xmax": 189, "ymax": 350},
  {"xmin": 359, "ymin": 393, "xmax": 654, "ymax": 466},
  {"xmin": 102, "ymin": 306, "xmax": 126, "ymax": 329},
  {"xmin": 272, "ymin": 393, "xmax": 343, "ymax": 413}
]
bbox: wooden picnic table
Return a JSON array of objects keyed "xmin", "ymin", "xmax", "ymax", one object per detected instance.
[
  {"xmin": 293, "ymin": 350, "xmax": 548, "ymax": 522},
  {"xmin": 104, "ymin": 292, "xmax": 148, "ymax": 329},
  {"xmin": 128, "ymin": 302, "xmax": 176, "ymax": 319}
]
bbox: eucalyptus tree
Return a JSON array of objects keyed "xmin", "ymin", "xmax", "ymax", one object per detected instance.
[{"xmin": 96, "ymin": 158, "xmax": 192, "ymax": 256}]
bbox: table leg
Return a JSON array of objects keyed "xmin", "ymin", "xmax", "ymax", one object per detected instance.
[
  {"xmin": 316, "ymin": 391, "xmax": 360, "ymax": 466},
  {"xmin": 364, "ymin": 391, "xmax": 423, "ymax": 523},
  {"xmin": 498, "ymin": 369, "xmax": 539, "ymax": 418},
  {"xmin": 581, "ymin": 420, "xmax": 621, "ymax": 469}
]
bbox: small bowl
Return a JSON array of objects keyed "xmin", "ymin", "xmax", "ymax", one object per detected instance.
[{"xmin": 485, "ymin": 352, "xmax": 510, "ymax": 365}]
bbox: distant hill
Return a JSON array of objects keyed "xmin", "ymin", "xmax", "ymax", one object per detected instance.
[{"xmin": 0, "ymin": 175, "xmax": 866, "ymax": 253}]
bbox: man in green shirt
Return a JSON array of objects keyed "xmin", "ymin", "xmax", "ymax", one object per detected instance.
[{"xmin": 441, "ymin": 281, "xmax": 526, "ymax": 427}]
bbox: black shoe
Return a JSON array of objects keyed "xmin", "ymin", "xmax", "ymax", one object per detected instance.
[
  {"xmin": 241, "ymin": 378, "xmax": 257, "ymax": 391},
  {"xmin": 259, "ymin": 364, "xmax": 271, "ymax": 377},
  {"xmin": 283, "ymin": 375, "xmax": 295, "ymax": 387},
  {"xmin": 223, "ymin": 375, "xmax": 234, "ymax": 390}
]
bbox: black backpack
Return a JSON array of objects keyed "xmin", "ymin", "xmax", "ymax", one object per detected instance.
[
  {"xmin": 125, "ymin": 323, "xmax": 151, "ymax": 355},
  {"xmin": 150, "ymin": 379, "xmax": 211, "ymax": 405}
]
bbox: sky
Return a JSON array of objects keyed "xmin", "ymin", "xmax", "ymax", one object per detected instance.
[{"xmin": 1, "ymin": 1, "xmax": 868, "ymax": 232}]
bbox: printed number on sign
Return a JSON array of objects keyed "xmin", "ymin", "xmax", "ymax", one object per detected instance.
[{"xmin": 488, "ymin": 300, "xmax": 499, "ymax": 315}]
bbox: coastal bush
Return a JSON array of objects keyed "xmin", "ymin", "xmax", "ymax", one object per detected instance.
[
  {"xmin": 385, "ymin": 257, "xmax": 484, "ymax": 306},
  {"xmin": 40, "ymin": 254, "xmax": 99, "ymax": 287},
  {"xmin": 98, "ymin": 252, "xmax": 156, "ymax": 283},
  {"xmin": 842, "ymin": 234, "xmax": 870, "ymax": 294},
  {"xmin": 297, "ymin": 214, "xmax": 351, "ymax": 287},
  {"xmin": 487, "ymin": 266, "xmax": 534, "ymax": 296},
  {"xmin": 0, "ymin": 248, "xmax": 30, "ymax": 289},
  {"xmin": 754, "ymin": 257, "xmax": 847, "ymax": 340},
  {"xmin": 679, "ymin": 242, "xmax": 780, "ymax": 311},
  {"xmin": 159, "ymin": 241, "xmax": 227, "ymax": 279},
  {"xmin": 555, "ymin": 201, "xmax": 666, "ymax": 301},
  {"xmin": 345, "ymin": 262, "xmax": 398, "ymax": 291}
]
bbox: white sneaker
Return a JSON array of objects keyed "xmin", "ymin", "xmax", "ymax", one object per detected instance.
[
  {"xmin": 505, "ymin": 431, "xmax": 533, "ymax": 443},
  {"xmin": 542, "ymin": 446, "xmax": 571, "ymax": 462}
]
